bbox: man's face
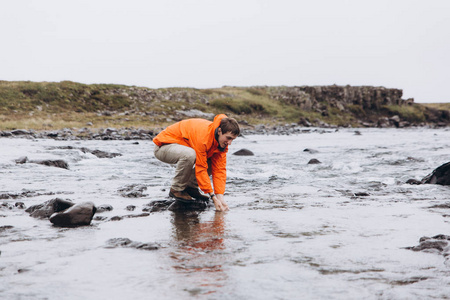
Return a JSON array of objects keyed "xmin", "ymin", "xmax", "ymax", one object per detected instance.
[{"xmin": 217, "ymin": 128, "xmax": 237, "ymax": 148}]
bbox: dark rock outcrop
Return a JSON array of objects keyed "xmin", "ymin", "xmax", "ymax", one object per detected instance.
[
  {"xmin": 15, "ymin": 156, "xmax": 69, "ymax": 169},
  {"xmin": 422, "ymin": 161, "xmax": 450, "ymax": 185},
  {"xmin": 49, "ymin": 201, "xmax": 96, "ymax": 227},
  {"xmin": 26, "ymin": 198, "xmax": 74, "ymax": 219},
  {"xmin": 268, "ymin": 85, "xmax": 404, "ymax": 111},
  {"xmin": 233, "ymin": 149, "xmax": 254, "ymax": 156}
]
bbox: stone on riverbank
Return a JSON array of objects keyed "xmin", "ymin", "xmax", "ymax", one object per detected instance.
[
  {"xmin": 26, "ymin": 198, "xmax": 75, "ymax": 219},
  {"xmin": 233, "ymin": 148, "xmax": 254, "ymax": 156},
  {"xmin": 49, "ymin": 201, "xmax": 96, "ymax": 227}
]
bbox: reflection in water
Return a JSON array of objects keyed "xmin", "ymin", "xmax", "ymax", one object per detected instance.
[{"xmin": 170, "ymin": 211, "xmax": 228, "ymax": 296}]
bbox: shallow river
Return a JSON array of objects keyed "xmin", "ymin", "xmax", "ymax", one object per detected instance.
[{"xmin": 1, "ymin": 128, "xmax": 449, "ymax": 299}]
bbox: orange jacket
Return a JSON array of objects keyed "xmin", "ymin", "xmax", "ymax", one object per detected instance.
[{"xmin": 153, "ymin": 114, "xmax": 228, "ymax": 194}]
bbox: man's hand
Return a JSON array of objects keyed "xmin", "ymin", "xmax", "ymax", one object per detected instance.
[{"xmin": 212, "ymin": 194, "xmax": 229, "ymax": 211}]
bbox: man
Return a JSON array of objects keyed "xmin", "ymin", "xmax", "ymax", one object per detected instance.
[{"xmin": 153, "ymin": 114, "xmax": 240, "ymax": 211}]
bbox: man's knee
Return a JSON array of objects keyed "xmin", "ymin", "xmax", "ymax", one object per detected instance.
[{"xmin": 182, "ymin": 148, "xmax": 196, "ymax": 164}]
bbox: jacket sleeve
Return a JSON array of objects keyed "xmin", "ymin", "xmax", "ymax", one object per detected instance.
[
  {"xmin": 195, "ymin": 146, "xmax": 214, "ymax": 194},
  {"xmin": 210, "ymin": 151, "xmax": 227, "ymax": 194}
]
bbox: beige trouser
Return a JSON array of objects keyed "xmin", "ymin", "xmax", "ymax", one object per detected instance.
[{"xmin": 154, "ymin": 144, "xmax": 211, "ymax": 192}]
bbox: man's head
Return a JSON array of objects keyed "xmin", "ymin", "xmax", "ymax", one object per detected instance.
[{"xmin": 217, "ymin": 117, "xmax": 240, "ymax": 148}]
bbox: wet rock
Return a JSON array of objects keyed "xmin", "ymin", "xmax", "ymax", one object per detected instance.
[
  {"xmin": 49, "ymin": 201, "xmax": 96, "ymax": 227},
  {"xmin": 168, "ymin": 200, "xmax": 209, "ymax": 211},
  {"xmin": 354, "ymin": 192, "xmax": 370, "ymax": 197},
  {"xmin": 105, "ymin": 238, "xmax": 159, "ymax": 250},
  {"xmin": 126, "ymin": 205, "xmax": 136, "ymax": 211},
  {"xmin": 16, "ymin": 157, "xmax": 69, "ymax": 169},
  {"xmin": 81, "ymin": 148, "xmax": 122, "ymax": 158},
  {"xmin": 303, "ymin": 148, "xmax": 319, "ymax": 154},
  {"xmin": 15, "ymin": 202, "xmax": 25, "ymax": 209},
  {"xmin": 143, "ymin": 200, "xmax": 174, "ymax": 212},
  {"xmin": 233, "ymin": 149, "xmax": 254, "ymax": 156},
  {"xmin": 389, "ymin": 115, "xmax": 401, "ymax": 128},
  {"xmin": 0, "ymin": 225, "xmax": 14, "ymax": 232},
  {"xmin": 421, "ymin": 161, "xmax": 450, "ymax": 185},
  {"xmin": 26, "ymin": 198, "xmax": 74, "ymax": 219},
  {"xmin": 143, "ymin": 199, "xmax": 211, "ymax": 212},
  {"xmin": 96, "ymin": 204, "xmax": 113, "ymax": 213},
  {"xmin": 1, "ymin": 202, "xmax": 14, "ymax": 210},
  {"xmin": 429, "ymin": 203, "xmax": 450, "ymax": 209},
  {"xmin": 93, "ymin": 215, "xmax": 108, "ymax": 221},
  {"xmin": 15, "ymin": 156, "xmax": 28, "ymax": 164},
  {"xmin": 406, "ymin": 179, "xmax": 422, "ymax": 185},
  {"xmin": 33, "ymin": 159, "xmax": 69, "ymax": 169},
  {"xmin": 118, "ymin": 184, "xmax": 147, "ymax": 198},
  {"xmin": 50, "ymin": 146, "xmax": 122, "ymax": 159},
  {"xmin": 11, "ymin": 129, "xmax": 31, "ymax": 136},
  {"xmin": 308, "ymin": 159, "xmax": 321, "ymax": 164},
  {"xmin": 109, "ymin": 213, "xmax": 150, "ymax": 221},
  {"xmin": 405, "ymin": 235, "xmax": 450, "ymax": 258},
  {"xmin": 0, "ymin": 190, "xmax": 54, "ymax": 199}
]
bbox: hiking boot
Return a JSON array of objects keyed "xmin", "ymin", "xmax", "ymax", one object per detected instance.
[
  {"xmin": 169, "ymin": 188, "xmax": 194, "ymax": 202},
  {"xmin": 184, "ymin": 187, "xmax": 210, "ymax": 201}
]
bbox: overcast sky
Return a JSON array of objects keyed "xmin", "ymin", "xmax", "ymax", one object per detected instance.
[{"xmin": 1, "ymin": 0, "xmax": 449, "ymax": 103}]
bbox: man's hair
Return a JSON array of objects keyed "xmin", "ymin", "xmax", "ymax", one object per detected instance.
[{"xmin": 219, "ymin": 117, "xmax": 240, "ymax": 136}]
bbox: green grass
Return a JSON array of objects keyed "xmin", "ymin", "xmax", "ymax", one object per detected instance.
[{"xmin": 0, "ymin": 81, "xmax": 448, "ymax": 131}]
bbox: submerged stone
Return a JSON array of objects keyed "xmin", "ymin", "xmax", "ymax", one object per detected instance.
[{"xmin": 105, "ymin": 238, "xmax": 159, "ymax": 250}]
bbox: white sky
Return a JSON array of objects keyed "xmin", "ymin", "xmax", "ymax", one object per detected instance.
[{"xmin": 1, "ymin": 0, "xmax": 449, "ymax": 103}]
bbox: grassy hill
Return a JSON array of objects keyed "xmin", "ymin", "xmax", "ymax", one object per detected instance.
[{"xmin": 0, "ymin": 80, "xmax": 448, "ymax": 131}]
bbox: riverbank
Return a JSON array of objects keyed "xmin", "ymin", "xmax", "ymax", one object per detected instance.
[{"xmin": 1, "ymin": 81, "xmax": 449, "ymax": 133}]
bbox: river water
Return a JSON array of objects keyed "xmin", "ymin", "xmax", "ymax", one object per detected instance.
[{"xmin": 0, "ymin": 128, "xmax": 449, "ymax": 299}]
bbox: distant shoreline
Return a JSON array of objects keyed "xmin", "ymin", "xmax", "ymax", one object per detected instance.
[{"xmin": 1, "ymin": 81, "xmax": 449, "ymax": 132}]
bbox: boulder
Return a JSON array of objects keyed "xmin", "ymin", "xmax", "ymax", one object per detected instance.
[
  {"xmin": 233, "ymin": 149, "xmax": 254, "ymax": 156},
  {"xmin": 26, "ymin": 198, "xmax": 74, "ymax": 219},
  {"xmin": 422, "ymin": 161, "xmax": 450, "ymax": 185},
  {"xmin": 308, "ymin": 159, "xmax": 321, "ymax": 164},
  {"xmin": 49, "ymin": 201, "xmax": 96, "ymax": 227}
]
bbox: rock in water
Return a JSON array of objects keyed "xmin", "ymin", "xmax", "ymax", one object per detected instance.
[
  {"xmin": 308, "ymin": 158, "xmax": 321, "ymax": 164},
  {"xmin": 422, "ymin": 161, "xmax": 450, "ymax": 185},
  {"xmin": 26, "ymin": 198, "xmax": 74, "ymax": 219},
  {"xmin": 33, "ymin": 159, "xmax": 69, "ymax": 169},
  {"xmin": 49, "ymin": 201, "xmax": 96, "ymax": 227},
  {"xmin": 233, "ymin": 149, "xmax": 254, "ymax": 156}
]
